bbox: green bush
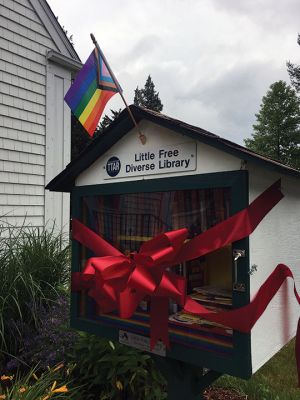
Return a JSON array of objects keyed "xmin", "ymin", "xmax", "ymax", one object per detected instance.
[
  {"xmin": 0, "ymin": 223, "xmax": 70, "ymax": 357},
  {"xmin": 5, "ymin": 293, "xmax": 78, "ymax": 372},
  {"xmin": 68, "ymin": 333, "xmax": 167, "ymax": 400}
]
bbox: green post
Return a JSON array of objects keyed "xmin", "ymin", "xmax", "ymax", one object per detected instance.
[{"xmin": 153, "ymin": 357, "xmax": 222, "ymax": 400}]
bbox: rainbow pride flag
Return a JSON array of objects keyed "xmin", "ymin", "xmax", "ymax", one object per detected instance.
[{"xmin": 65, "ymin": 48, "xmax": 120, "ymax": 136}]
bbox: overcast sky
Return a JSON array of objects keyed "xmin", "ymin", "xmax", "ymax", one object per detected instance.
[{"xmin": 47, "ymin": 0, "xmax": 300, "ymax": 144}]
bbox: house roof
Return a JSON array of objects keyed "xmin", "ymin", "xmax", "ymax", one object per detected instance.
[
  {"xmin": 46, "ymin": 105, "xmax": 300, "ymax": 192},
  {"xmin": 30, "ymin": 0, "xmax": 81, "ymax": 62}
]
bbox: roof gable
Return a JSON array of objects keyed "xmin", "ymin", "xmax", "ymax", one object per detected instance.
[
  {"xmin": 29, "ymin": 0, "xmax": 80, "ymax": 61},
  {"xmin": 46, "ymin": 105, "xmax": 300, "ymax": 192}
]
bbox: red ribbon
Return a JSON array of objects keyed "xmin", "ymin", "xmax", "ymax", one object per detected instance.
[
  {"xmin": 71, "ymin": 179, "xmax": 300, "ymax": 384},
  {"xmin": 72, "ymin": 222, "xmax": 188, "ymax": 347}
]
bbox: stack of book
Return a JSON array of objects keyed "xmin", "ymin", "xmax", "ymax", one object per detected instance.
[
  {"xmin": 168, "ymin": 285, "xmax": 233, "ymax": 333},
  {"xmin": 190, "ymin": 285, "xmax": 232, "ymax": 312},
  {"xmin": 169, "ymin": 311, "xmax": 228, "ymax": 328}
]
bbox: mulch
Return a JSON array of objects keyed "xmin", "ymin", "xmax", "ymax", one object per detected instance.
[{"xmin": 203, "ymin": 387, "xmax": 248, "ymax": 400}]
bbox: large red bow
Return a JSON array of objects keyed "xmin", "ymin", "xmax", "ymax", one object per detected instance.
[{"xmin": 72, "ymin": 222, "xmax": 187, "ymax": 347}]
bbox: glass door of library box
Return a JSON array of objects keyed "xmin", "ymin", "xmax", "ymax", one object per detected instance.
[{"xmin": 71, "ymin": 170, "xmax": 252, "ymax": 378}]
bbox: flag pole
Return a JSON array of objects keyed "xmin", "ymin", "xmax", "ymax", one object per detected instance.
[{"xmin": 90, "ymin": 33, "xmax": 146, "ymax": 145}]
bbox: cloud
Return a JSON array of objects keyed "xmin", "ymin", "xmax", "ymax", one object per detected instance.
[
  {"xmin": 165, "ymin": 60, "xmax": 289, "ymax": 143},
  {"xmin": 47, "ymin": 0, "xmax": 299, "ymax": 145},
  {"xmin": 211, "ymin": 0, "xmax": 300, "ymax": 29}
]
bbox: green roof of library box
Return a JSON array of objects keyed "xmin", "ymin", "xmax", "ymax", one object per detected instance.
[{"xmin": 46, "ymin": 105, "xmax": 300, "ymax": 192}]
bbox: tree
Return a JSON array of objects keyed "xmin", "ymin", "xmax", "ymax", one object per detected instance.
[
  {"xmin": 93, "ymin": 108, "xmax": 122, "ymax": 138},
  {"xmin": 244, "ymin": 80, "xmax": 300, "ymax": 170},
  {"xmin": 134, "ymin": 75, "xmax": 163, "ymax": 112},
  {"xmin": 100, "ymin": 109, "xmax": 122, "ymax": 130},
  {"xmin": 287, "ymin": 34, "xmax": 300, "ymax": 93}
]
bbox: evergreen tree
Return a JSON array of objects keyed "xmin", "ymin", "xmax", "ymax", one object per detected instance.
[
  {"xmin": 133, "ymin": 75, "xmax": 163, "ymax": 112},
  {"xmin": 94, "ymin": 108, "xmax": 122, "ymax": 138},
  {"xmin": 287, "ymin": 34, "xmax": 300, "ymax": 93},
  {"xmin": 244, "ymin": 80, "xmax": 300, "ymax": 170}
]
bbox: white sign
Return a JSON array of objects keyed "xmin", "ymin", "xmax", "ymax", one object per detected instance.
[
  {"xmin": 119, "ymin": 330, "xmax": 166, "ymax": 356},
  {"xmin": 104, "ymin": 142, "xmax": 196, "ymax": 179}
]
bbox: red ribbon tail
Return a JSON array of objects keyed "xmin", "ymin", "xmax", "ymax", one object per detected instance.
[
  {"xmin": 296, "ymin": 318, "xmax": 300, "ymax": 388},
  {"xmin": 150, "ymin": 297, "xmax": 170, "ymax": 350}
]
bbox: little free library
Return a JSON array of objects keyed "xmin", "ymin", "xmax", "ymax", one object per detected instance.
[{"xmin": 47, "ymin": 105, "xmax": 300, "ymax": 386}]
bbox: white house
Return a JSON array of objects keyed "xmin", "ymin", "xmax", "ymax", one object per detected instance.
[{"xmin": 0, "ymin": 0, "xmax": 81, "ymax": 232}]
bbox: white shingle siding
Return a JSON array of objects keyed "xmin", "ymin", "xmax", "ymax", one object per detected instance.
[
  {"xmin": 0, "ymin": 104, "xmax": 46, "ymax": 125},
  {"xmin": 0, "ymin": 0, "xmax": 77, "ymax": 231},
  {"xmin": 1, "ymin": 93, "xmax": 45, "ymax": 115},
  {"xmin": 0, "ymin": 194, "xmax": 44, "ymax": 205},
  {"xmin": 0, "ymin": 139, "xmax": 44, "ymax": 161},
  {"xmin": 0, "ymin": 2, "xmax": 49, "ymax": 37},
  {"xmin": 1, "ymin": 204, "xmax": 44, "ymax": 216},
  {"xmin": 2, "ymin": 182, "xmax": 44, "ymax": 195},
  {"xmin": 1, "ymin": 81, "xmax": 45, "ymax": 105},
  {"xmin": 0, "ymin": 15, "xmax": 57, "ymax": 50},
  {"xmin": 0, "ymin": 137, "xmax": 45, "ymax": 154},
  {"xmin": 0, "ymin": 160, "xmax": 44, "ymax": 175},
  {"xmin": 1, "ymin": 70, "xmax": 45, "ymax": 95},
  {"xmin": 0, "ymin": 172, "xmax": 44, "ymax": 185},
  {"xmin": 0, "ymin": 126, "xmax": 45, "ymax": 145},
  {"xmin": 0, "ymin": 38, "xmax": 49, "ymax": 66},
  {"xmin": 0, "ymin": 215, "xmax": 44, "ymax": 228},
  {"xmin": 2, "ymin": 0, "xmax": 41, "ymax": 23}
]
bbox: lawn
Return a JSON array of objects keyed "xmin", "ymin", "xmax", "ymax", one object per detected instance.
[{"xmin": 208, "ymin": 338, "xmax": 298, "ymax": 400}]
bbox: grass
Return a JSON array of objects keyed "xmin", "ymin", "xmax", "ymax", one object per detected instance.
[{"xmin": 213, "ymin": 338, "xmax": 298, "ymax": 399}]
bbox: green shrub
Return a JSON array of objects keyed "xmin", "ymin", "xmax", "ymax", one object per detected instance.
[
  {"xmin": 68, "ymin": 333, "xmax": 167, "ymax": 400},
  {"xmin": 5, "ymin": 294, "xmax": 78, "ymax": 372},
  {"xmin": 0, "ymin": 223, "xmax": 70, "ymax": 357}
]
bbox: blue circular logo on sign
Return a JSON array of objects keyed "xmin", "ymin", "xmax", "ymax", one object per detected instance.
[{"xmin": 106, "ymin": 156, "xmax": 121, "ymax": 177}]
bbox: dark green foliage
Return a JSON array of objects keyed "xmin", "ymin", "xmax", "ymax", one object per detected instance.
[
  {"xmin": 99, "ymin": 108, "xmax": 122, "ymax": 131},
  {"xmin": 244, "ymin": 80, "xmax": 300, "ymax": 170},
  {"xmin": 134, "ymin": 75, "xmax": 163, "ymax": 112},
  {"xmin": 71, "ymin": 114, "xmax": 92, "ymax": 160},
  {"xmin": 0, "ymin": 223, "xmax": 70, "ymax": 356},
  {"xmin": 5, "ymin": 294, "xmax": 78, "ymax": 372},
  {"xmin": 68, "ymin": 333, "xmax": 167, "ymax": 400},
  {"xmin": 93, "ymin": 108, "xmax": 122, "ymax": 138},
  {"xmin": 287, "ymin": 34, "xmax": 300, "ymax": 93}
]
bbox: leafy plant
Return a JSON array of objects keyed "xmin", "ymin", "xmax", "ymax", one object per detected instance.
[
  {"xmin": 5, "ymin": 294, "xmax": 78, "ymax": 372},
  {"xmin": 0, "ymin": 363, "xmax": 82, "ymax": 400},
  {"xmin": 68, "ymin": 333, "xmax": 167, "ymax": 400},
  {"xmin": 0, "ymin": 222, "xmax": 70, "ymax": 357}
]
